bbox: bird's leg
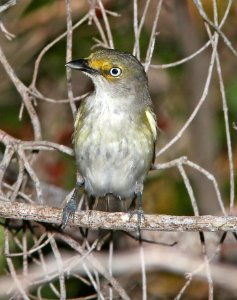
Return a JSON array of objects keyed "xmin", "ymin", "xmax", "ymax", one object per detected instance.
[
  {"xmin": 61, "ymin": 180, "xmax": 84, "ymax": 229},
  {"xmin": 89, "ymin": 195, "xmax": 96, "ymax": 210},
  {"xmin": 134, "ymin": 191, "xmax": 144, "ymax": 240},
  {"xmin": 121, "ymin": 198, "xmax": 127, "ymax": 212},
  {"xmin": 129, "ymin": 184, "xmax": 145, "ymax": 240}
]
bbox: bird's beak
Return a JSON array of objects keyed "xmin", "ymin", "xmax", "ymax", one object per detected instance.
[{"xmin": 65, "ymin": 59, "xmax": 98, "ymax": 75}]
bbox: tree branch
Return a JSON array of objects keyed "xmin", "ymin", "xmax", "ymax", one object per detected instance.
[{"xmin": 0, "ymin": 201, "xmax": 236, "ymax": 232}]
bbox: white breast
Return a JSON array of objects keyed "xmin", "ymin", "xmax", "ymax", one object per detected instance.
[{"xmin": 74, "ymin": 93, "xmax": 154, "ymax": 198}]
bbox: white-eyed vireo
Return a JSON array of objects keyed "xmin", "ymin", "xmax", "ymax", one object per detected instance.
[{"xmin": 62, "ymin": 49, "xmax": 157, "ymax": 231}]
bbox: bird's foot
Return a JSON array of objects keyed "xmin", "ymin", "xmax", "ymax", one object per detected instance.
[
  {"xmin": 129, "ymin": 208, "xmax": 145, "ymax": 241},
  {"xmin": 61, "ymin": 197, "xmax": 78, "ymax": 229},
  {"xmin": 61, "ymin": 180, "xmax": 84, "ymax": 229}
]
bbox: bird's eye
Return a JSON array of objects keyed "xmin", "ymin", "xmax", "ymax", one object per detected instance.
[{"xmin": 109, "ymin": 67, "xmax": 122, "ymax": 77}]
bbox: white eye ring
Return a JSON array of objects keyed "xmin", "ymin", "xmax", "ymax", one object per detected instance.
[{"xmin": 109, "ymin": 67, "xmax": 122, "ymax": 77}]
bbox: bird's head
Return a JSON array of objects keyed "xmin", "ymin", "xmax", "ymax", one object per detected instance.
[{"xmin": 66, "ymin": 49, "xmax": 148, "ymax": 97}]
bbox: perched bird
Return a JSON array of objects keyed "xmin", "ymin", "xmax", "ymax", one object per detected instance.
[{"xmin": 62, "ymin": 49, "xmax": 157, "ymax": 231}]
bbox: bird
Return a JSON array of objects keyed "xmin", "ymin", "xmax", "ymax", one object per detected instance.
[{"xmin": 62, "ymin": 48, "xmax": 157, "ymax": 234}]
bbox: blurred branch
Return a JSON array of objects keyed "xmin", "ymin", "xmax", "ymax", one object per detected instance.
[
  {"xmin": 0, "ymin": 21, "xmax": 15, "ymax": 40},
  {"xmin": 1, "ymin": 238, "xmax": 237, "ymax": 297},
  {"xmin": 0, "ymin": 0, "xmax": 16, "ymax": 13}
]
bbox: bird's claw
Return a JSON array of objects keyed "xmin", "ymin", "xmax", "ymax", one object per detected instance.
[
  {"xmin": 61, "ymin": 197, "xmax": 78, "ymax": 229},
  {"xmin": 129, "ymin": 208, "xmax": 145, "ymax": 240}
]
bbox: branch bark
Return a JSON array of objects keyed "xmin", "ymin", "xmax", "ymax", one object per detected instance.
[{"xmin": 0, "ymin": 201, "xmax": 236, "ymax": 232}]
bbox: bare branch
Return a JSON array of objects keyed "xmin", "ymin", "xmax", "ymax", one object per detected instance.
[
  {"xmin": 156, "ymin": 33, "xmax": 218, "ymax": 157},
  {"xmin": 88, "ymin": 0, "xmax": 109, "ymax": 48},
  {"xmin": 193, "ymin": 0, "xmax": 237, "ymax": 57},
  {"xmin": 0, "ymin": 46, "xmax": 41, "ymax": 140},
  {"xmin": 144, "ymin": 0, "xmax": 163, "ymax": 71},
  {"xmin": 65, "ymin": 0, "xmax": 77, "ymax": 119},
  {"xmin": 1, "ymin": 243, "xmax": 237, "ymax": 297},
  {"xmin": 150, "ymin": 0, "xmax": 232, "ymax": 70},
  {"xmin": 49, "ymin": 234, "xmax": 66, "ymax": 299},
  {"xmin": 0, "ymin": 129, "xmax": 73, "ymax": 156},
  {"xmin": 0, "ymin": 201, "xmax": 236, "ymax": 232},
  {"xmin": 204, "ymin": 15, "xmax": 235, "ymax": 214},
  {"xmin": 30, "ymin": 86, "xmax": 89, "ymax": 104},
  {"xmin": 97, "ymin": 0, "xmax": 114, "ymax": 49},
  {"xmin": 4, "ymin": 226, "xmax": 29, "ymax": 300},
  {"xmin": 0, "ymin": 21, "xmax": 15, "ymax": 40},
  {"xmin": 140, "ymin": 243, "xmax": 147, "ymax": 300},
  {"xmin": 0, "ymin": 0, "xmax": 16, "ymax": 13},
  {"xmin": 30, "ymin": 13, "xmax": 89, "ymax": 88},
  {"xmin": 133, "ymin": 0, "xmax": 151, "ymax": 59}
]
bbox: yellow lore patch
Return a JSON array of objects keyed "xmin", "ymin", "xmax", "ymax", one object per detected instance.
[
  {"xmin": 88, "ymin": 58, "xmax": 122, "ymax": 80},
  {"xmin": 89, "ymin": 59, "xmax": 112, "ymax": 72}
]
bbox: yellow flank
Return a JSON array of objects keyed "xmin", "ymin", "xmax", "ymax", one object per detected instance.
[
  {"xmin": 145, "ymin": 109, "xmax": 157, "ymax": 142},
  {"xmin": 74, "ymin": 109, "xmax": 81, "ymax": 129}
]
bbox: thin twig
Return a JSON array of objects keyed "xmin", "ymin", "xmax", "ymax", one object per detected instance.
[
  {"xmin": 156, "ymin": 32, "xmax": 218, "ymax": 157},
  {"xmin": 199, "ymin": 232, "xmax": 214, "ymax": 300},
  {"xmin": 140, "ymin": 242, "xmax": 147, "ymax": 300},
  {"xmin": 109, "ymin": 233, "xmax": 113, "ymax": 300},
  {"xmin": 58, "ymin": 233, "xmax": 130, "ymax": 300},
  {"xmin": 150, "ymin": 0, "xmax": 232, "ymax": 70},
  {"xmin": 88, "ymin": 0, "xmax": 109, "ymax": 48},
  {"xmin": 31, "ymin": 13, "xmax": 89, "ymax": 87},
  {"xmin": 193, "ymin": 0, "xmax": 237, "ymax": 57},
  {"xmin": 0, "ymin": 0, "xmax": 16, "ymax": 13},
  {"xmin": 65, "ymin": 0, "xmax": 77, "ymax": 119},
  {"xmin": 97, "ymin": 0, "xmax": 114, "ymax": 49},
  {"xmin": 0, "ymin": 46, "xmax": 41, "ymax": 141},
  {"xmin": 133, "ymin": 0, "xmax": 140, "ymax": 59},
  {"xmin": 133, "ymin": 0, "xmax": 151, "ymax": 59},
  {"xmin": 205, "ymin": 19, "xmax": 235, "ymax": 214},
  {"xmin": 0, "ymin": 145, "xmax": 15, "ymax": 191},
  {"xmin": 4, "ymin": 225, "xmax": 29, "ymax": 299},
  {"xmin": 49, "ymin": 234, "xmax": 66, "ymax": 299},
  {"xmin": 30, "ymin": 88, "xmax": 89, "ymax": 104},
  {"xmin": 178, "ymin": 164, "xmax": 199, "ymax": 216},
  {"xmin": 144, "ymin": 0, "xmax": 163, "ymax": 71},
  {"xmin": 18, "ymin": 148, "xmax": 43, "ymax": 204}
]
